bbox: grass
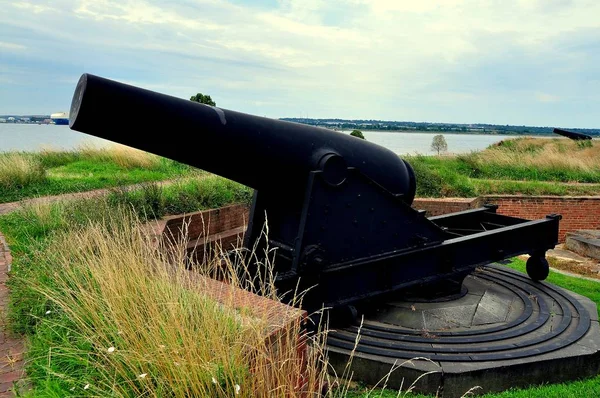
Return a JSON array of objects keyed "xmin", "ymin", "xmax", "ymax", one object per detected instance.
[
  {"xmin": 472, "ymin": 138, "xmax": 600, "ymax": 181},
  {"xmin": 346, "ymin": 374, "xmax": 600, "ymax": 398},
  {"xmin": 406, "ymin": 137, "xmax": 600, "ymax": 197},
  {"xmin": 471, "ymin": 179, "xmax": 600, "ymax": 196},
  {"xmin": 0, "ymin": 152, "xmax": 46, "ymax": 189},
  {"xmin": 11, "ymin": 210, "xmax": 328, "ymax": 397},
  {"xmin": 0, "ymin": 175, "xmax": 253, "ymax": 339},
  {"xmin": 4, "ymin": 190, "xmax": 600, "ymax": 396},
  {"xmin": 2, "ymin": 137, "xmax": 599, "ymax": 204},
  {"xmin": 25, "ymin": 215, "xmax": 251, "ymax": 396},
  {"xmin": 0, "ymin": 175, "xmax": 252, "ymax": 259},
  {"xmin": 107, "ymin": 176, "xmax": 254, "ymax": 221},
  {"xmin": 0, "ymin": 144, "xmax": 201, "ymax": 203},
  {"xmin": 1, "ymin": 185, "xmax": 338, "ymax": 397}
]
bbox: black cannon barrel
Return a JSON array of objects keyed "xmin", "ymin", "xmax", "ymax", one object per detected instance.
[{"xmin": 69, "ymin": 73, "xmax": 416, "ymax": 203}]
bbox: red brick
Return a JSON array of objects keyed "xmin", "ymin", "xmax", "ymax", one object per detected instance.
[
  {"xmin": 416, "ymin": 196, "xmax": 600, "ymax": 244},
  {"xmin": 0, "ymin": 370, "xmax": 22, "ymax": 385}
]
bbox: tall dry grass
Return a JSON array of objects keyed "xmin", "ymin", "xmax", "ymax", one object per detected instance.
[
  {"xmin": 7, "ymin": 200, "xmax": 455, "ymax": 397},
  {"xmin": 77, "ymin": 143, "xmax": 164, "ymax": 169},
  {"xmin": 26, "ymin": 208, "xmax": 333, "ymax": 397},
  {"xmin": 39, "ymin": 143, "xmax": 164, "ymax": 170},
  {"xmin": 477, "ymin": 137, "xmax": 600, "ymax": 174},
  {"xmin": 0, "ymin": 152, "xmax": 46, "ymax": 188}
]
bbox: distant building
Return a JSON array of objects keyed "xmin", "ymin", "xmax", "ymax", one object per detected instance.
[{"xmin": 0, "ymin": 118, "xmax": 6, "ymax": 123}]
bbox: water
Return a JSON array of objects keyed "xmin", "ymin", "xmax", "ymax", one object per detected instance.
[
  {"xmin": 0, "ymin": 124, "xmax": 114, "ymax": 152},
  {"xmin": 0, "ymin": 124, "xmax": 517, "ymax": 155},
  {"xmin": 342, "ymin": 130, "xmax": 518, "ymax": 155}
]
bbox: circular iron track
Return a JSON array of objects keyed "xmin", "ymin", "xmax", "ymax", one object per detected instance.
[{"xmin": 326, "ymin": 265, "xmax": 591, "ymax": 362}]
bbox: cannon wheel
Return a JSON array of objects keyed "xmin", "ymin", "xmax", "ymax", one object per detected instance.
[{"xmin": 526, "ymin": 255, "xmax": 550, "ymax": 281}]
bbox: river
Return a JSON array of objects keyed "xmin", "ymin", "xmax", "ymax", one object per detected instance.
[{"xmin": 0, "ymin": 124, "xmax": 520, "ymax": 156}]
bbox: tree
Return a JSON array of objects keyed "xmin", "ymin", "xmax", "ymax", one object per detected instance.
[
  {"xmin": 190, "ymin": 93, "xmax": 216, "ymax": 106},
  {"xmin": 350, "ymin": 129, "xmax": 365, "ymax": 140},
  {"xmin": 431, "ymin": 134, "xmax": 448, "ymax": 155}
]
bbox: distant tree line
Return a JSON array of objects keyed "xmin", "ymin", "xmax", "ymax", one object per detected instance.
[{"xmin": 280, "ymin": 118, "xmax": 600, "ymax": 137}]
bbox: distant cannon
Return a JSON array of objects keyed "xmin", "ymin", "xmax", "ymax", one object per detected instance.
[
  {"xmin": 553, "ymin": 128, "xmax": 592, "ymax": 140},
  {"xmin": 68, "ymin": 73, "xmax": 561, "ymax": 316}
]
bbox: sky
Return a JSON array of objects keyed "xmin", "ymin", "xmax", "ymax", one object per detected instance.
[{"xmin": 1, "ymin": 0, "xmax": 599, "ymax": 128}]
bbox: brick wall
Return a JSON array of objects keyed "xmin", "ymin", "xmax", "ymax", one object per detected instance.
[
  {"xmin": 482, "ymin": 196, "xmax": 600, "ymax": 243},
  {"xmin": 164, "ymin": 203, "xmax": 250, "ymax": 241},
  {"xmin": 413, "ymin": 196, "xmax": 600, "ymax": 243}
]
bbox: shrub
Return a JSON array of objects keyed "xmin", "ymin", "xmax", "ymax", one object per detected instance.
[
  {"xmin": 350, "ymin": 130, "xmax": 365, "ymax": 140},
  {"xmin": 577, "ymin": 139, "xmax": 593, "ymax": 149}
]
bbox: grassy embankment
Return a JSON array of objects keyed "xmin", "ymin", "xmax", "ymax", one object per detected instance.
[
  {"xmin": 1, "ymin": 178, "xmax": 600, "ymax": 397},
  {"xmin": 1, "ymin": 137, "xmax": 599, "ymax": 205},
  {"xmin": 0, "ymin": 144, "xmax": 202, "ymax": 203},
  {"xmin": 407, "ymin": 137, "xmax": 600, "ymax": 197}
]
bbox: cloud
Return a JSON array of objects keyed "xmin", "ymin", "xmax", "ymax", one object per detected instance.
[
  {"xmin": 536, "ymin": 93, "xmax": 560, "ymax": 103},
  {"xmin": 11, "ymin": 1, "xmax": 52, "ymax": 14},
  {"xmin": 0, "ymin": 0, "xmax": 599, "ymax": 127},
  {"xmin": 0, "ymin": 41, "xmax": 26, "ymax": 51}
]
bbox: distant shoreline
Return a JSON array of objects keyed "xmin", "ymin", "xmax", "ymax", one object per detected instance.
[
  {"xmin": 281, "ymin": 118, "xmax": 600, "ymax": 137},
  {"xmin": 339, "ymin": 129, "xmax": 564, "ymax": 137},
  {"xmin": 2, "ymin": 117, "xmax": 598, "ymax": 137}
]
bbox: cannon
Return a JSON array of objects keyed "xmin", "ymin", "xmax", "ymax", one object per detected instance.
[
  {"xmin": 553, "ymin": 127, "xmax": 593, "ymax": 141},
  {"xmin": 68, "ymin": 73, "xmax": 561, "ymax": 316}
]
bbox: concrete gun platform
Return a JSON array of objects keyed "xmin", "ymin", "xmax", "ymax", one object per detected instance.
[{"xmin": 326, "ymin": 264, "xmax": 600, "ymax": 397}]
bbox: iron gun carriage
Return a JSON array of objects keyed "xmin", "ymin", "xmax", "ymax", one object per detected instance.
[{"xmin": 68, "ymin": 73, "xmax": 561, "ymax": 317}]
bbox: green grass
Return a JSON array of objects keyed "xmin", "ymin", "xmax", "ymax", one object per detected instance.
[
  {"xmin": 408, "ymin": 150, "xmax": 600, "ymax": 184},
  {"xmin": 6, "ymin": 210, "xmax": 263, "ymax": 397},
  {"xmin": 0, "ymin": 175, "xmax": 252, "ymax": 339},
  {"xmin": 108, "ymin": 176, "xmax": 254, "ymax": 221},
  {"xmin": 0, "ymin": 175, "xmax": 252, "ymax": 256},
  {"xmin": 406, "ymin": 137, "xmax": 600, "ymax": 197},
  {"xmin": 472, "ymin": 179, "xmax": 600, "ymax": 196},
  {"xmin": 1, "ymin": 177, "xmax": 326, "ymax": 397},
  {"xmin": 0, "ymin": 146, "xmax": 200, "ymax": 203},
  {"xmin": 2, "ymin": 138, "xmax": 599, "ymax": 203},
  {"xmin": 345, "ymin": 375, "xmax": 600, "ymax": 398},
  {"xmin": 0, "ymin": 175, "xmax": 251, "ymax": 288}
]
